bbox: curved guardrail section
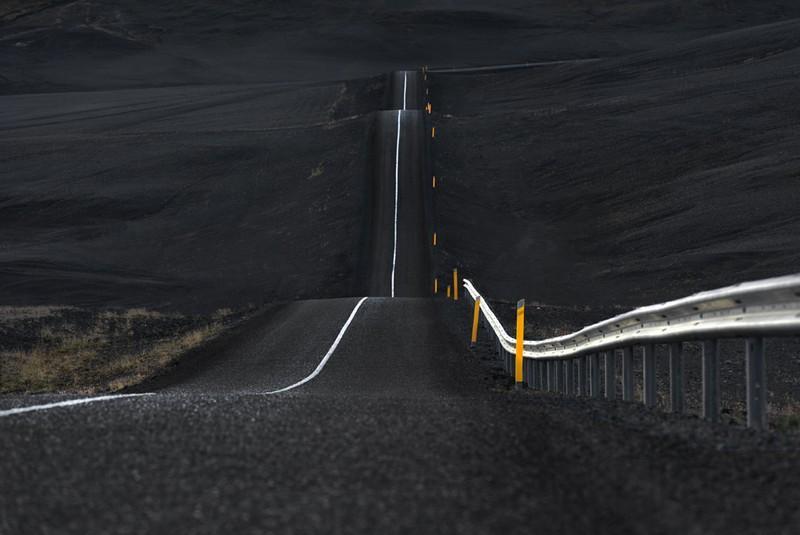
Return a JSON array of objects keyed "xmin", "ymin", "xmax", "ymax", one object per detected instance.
[
  {"xmin": 464, "ymin": 274, "xmax": 800, "ymax": 359},
  {"xmin": 462, "ymin": 273, "xmax": 800, "ymax": 430}
]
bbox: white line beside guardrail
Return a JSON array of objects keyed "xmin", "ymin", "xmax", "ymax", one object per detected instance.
[{"xmin": 463, "ymin": 274, "xmax": 800, "ymax": 359}]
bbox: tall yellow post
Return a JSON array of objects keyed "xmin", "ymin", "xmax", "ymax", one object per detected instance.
[
  {"xmin": 431, "ymin": 127, "xmax": 436, "ymax": 138},
  {"xmin": 470, "ymin": 297, "xmax": 481, "ymax": 347},
  {"xmin": 433, "ymin": 232, "xmax": 437, "ymax": 246},
  {"xmin": 446, "ymin": 285, "xmax": 451, "ymax": 298},
  {"xmin": 515, "ymin": 299, "xmax": 525, "ymax": 384},
  {"xmin": 452, "ymin": 269, "xmax": 459, "ymax": 301},
  {"xmin": 434, "ymin": 277, "xmax": 439, "ymax": 295}
]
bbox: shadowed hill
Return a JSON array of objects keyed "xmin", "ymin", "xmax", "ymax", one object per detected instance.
[
  {"xmin": 3, "ymin": 0, "xmax": 800, "ymax": 93},
  {"xmin": 432, "ymin": 17, "xmax": 800, "ymax": 306}
]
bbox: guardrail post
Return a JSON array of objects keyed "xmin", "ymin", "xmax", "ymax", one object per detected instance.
[
  {"xmin": 622, "ymin": 346, "xmax": 634, "ymax": 401},
  {"xmin": 552, "ymin": 360, "xmax": 559, "ymax": 392},
  {"xmin": 539, "ymin": 360, "xmax": 547, "ymax": 390},
  {"xmin": 545, "ymin": 360, "xmax": 552, "ymax": 391},
  {"xmin": 702, "ymin": 340, "xmax": 720, "ymax": 423},
  {"xmin": 643, "ymin": 344, "xmax": 656, "ymax": 408},
  {"xmin": 577, "ymin": 356, "xmax": 586, "ymax": 396},
  {"xmin": 745, "ymin": 337, "xmax": 767, "ymax": 430},
  {"xmin": 589, "ymin": 353, "xmax": 600, "ymax": 399},
  {"xmin": 555, "ymin": 359, "xmax": 564, "ymax": 393},
  {"xmin": 604, "ymin": 351, "xmax": 615, "ymax": 400},
  {"xmin": 470, "ymin": 297, "xmax": 481, "ymax": 347},
  {"xmin": 515, "ymin": 299, "xmax": 524, "ymax": 386},
  {"xmin": 523, "ymin": 358, "xmax": 533, "ymax": 388},
  {"xmin": 669, "ymin": 342, "xmax": 684, "ymax": 413},
  {"xmin": 565, "ymin": 360, "xmax": 574, "ymax": 396}
]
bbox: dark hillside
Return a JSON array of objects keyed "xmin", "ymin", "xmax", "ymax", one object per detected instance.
[
  {"xmin": 0, "ymin": 78, "xmax": 383, "ymax": 311},
  {"xmin": 2, "ymin": 0, "xmax": 799, "ymax": 310},
  {"xmin": 432, "ymin": 18, "xmax": 800, "ymax": 306},
  {"xmin": 3, "ymin": 1, "xmax": 800, "ymax": 93}
]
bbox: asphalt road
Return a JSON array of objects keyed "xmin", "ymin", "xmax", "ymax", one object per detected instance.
[
  {"xmin": 3, "ymin": 298, "xmax": 800, "ymax": 534},
  {"xmin": 365, "ymin": 72, "xmax": 431, "ymax": 297}
]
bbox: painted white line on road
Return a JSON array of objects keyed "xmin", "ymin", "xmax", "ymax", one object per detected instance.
[
  {"xmin": 391, "ymin": 109, "xmax": 401, "ymax": 298},
  {"xmin": 265, "ymin": 297, "xmax": 368, "ymax": 394},
  {"xmin": 402, "ymin": 72, "xmax": 408, "ymax": 110},
  {"xmin": 0, "ymin": 393, "xmax": 152, "ymax": 418}
]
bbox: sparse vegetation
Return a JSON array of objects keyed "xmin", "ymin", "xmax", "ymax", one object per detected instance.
[
  {"xmin": 771, "ymin": 398, "xmax": 800, "ymax": 433},
  {"xmin": 0, "ymin": 306, "xmax": 247, "ymax": 394}
]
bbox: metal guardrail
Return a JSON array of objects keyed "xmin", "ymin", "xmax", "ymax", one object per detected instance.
[{"xmin": 462, "ymin": 274, "xmax": 800, "ymax": 430}]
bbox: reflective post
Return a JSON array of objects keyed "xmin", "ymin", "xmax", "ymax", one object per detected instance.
[
  {"xmin": 470, "ymin": 297, "xmax": 481, "ymax": 347},
  {"xmin": 515, "ymin": 299, "xmax": 524, "ymax": 384}
]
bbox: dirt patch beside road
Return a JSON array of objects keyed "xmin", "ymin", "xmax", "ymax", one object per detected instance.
[{"xmin": 0, "ymin": 305, "xmax": 252, "ymax": 393}]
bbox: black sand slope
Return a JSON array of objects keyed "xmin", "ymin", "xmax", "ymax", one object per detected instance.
[
  {"xmin": 4, "ymin": 1, "xmax": 800, "ymax": 95},
  {"xmin": 0, "ymin": 77, "xmax": 383, "ymax": 311},
  {"xmin": 3, "ymin": 1, "xmax": 800, "ymax": 312},
  {"xmin": 431, "ymin": 17, "xmax": 800, "ymax": 307}
]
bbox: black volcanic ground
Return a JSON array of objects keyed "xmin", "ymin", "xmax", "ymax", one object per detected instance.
[{"xmin": 2, "ymin": 0, "xmax": 799, "ymax": 312}]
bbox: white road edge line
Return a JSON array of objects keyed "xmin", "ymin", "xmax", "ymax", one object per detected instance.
[
  {"xmin": 0, "ymin": 393, "xmax": 152, "ymax": 418},
  {"xmin": 402, "ymin": 71, "xmax": 407, "ymax": 110},
  {"xmin": 265, "ymin": 296, "xmax": 369, "ymax": 394},
  {"xmin": 391, "ymin": 109, "xmax": 401, "ymax": 298}
]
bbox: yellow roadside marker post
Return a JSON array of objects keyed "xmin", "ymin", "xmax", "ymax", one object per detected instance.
[
  {"xmin": 426, "ymin": 103, "xmax": 432, "ymax": 114},
  {"xmin": 432, "ymin": 175, "xmax": 437, "ymax": 188},
  {"xmin": 515, "ymin": 299, "xmax": 525, "ymax": 386},
  {"xmin": 434, "ymin": 277, "xmax": 439, "ymax": 295},
  {"xmin": 452, "ymin": 269, "xmax": 459, "ymax": 301},
  {"xmin": 470, "ymin": 297, "xmax": 481, "ymax": 347},
  {"xmin": 446, "ymin": 285, "xmax": 451, "ymax": 299},
  {"xmin": 432, "ymin": 127, "xmax": 436, "ymax": 138},
  {"xmin": 433, "ymin": 232, "xmax": 437, "ymax": 246}
]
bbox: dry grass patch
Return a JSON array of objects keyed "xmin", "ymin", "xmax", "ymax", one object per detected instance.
[{"xmin": 0, "ymin": 306, "xmax": 243, "ymax": 394}]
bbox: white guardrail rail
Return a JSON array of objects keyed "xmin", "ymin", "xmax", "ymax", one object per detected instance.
[{"xmin": 462, "ymin": 274, "xmax": 800, "ymax": 430}]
